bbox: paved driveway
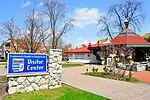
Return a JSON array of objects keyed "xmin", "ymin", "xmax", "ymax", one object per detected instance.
[{"xmin": 62, "ymin": 66, "xmax": 150, "ymax": 100}]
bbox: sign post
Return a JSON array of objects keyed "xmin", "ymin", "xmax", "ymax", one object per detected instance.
[
  {"xmin": 7, "ymin": 53, "xmax": 47, "ymax": 75},
  {"xmin": 107, "ymin": 57, "xmax": 112, "ymax": 66}
]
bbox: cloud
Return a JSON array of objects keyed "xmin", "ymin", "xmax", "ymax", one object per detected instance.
[
  {"xmin": 21, "ymin": 1, "xmax": 31, "ymax": 7},
  {"xmin": 74, "ymin": 37, "xmax": 96, "ymax": 47},
  {"xmin": 83, "ymin": 40, "xmax": 96, "ymax": 45},
  {"xmin": 37, "ymin": 2, "xmax": 43, "ymax": 7},
  {"xmin": 72, "ymin": 8, "xmax": 101, "ymax": 28},
  {"xmin": 39, "ymin": 2, "xmax": 43, "ymax": 6}
]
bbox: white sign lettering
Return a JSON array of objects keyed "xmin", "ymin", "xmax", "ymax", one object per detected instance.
[
  {"xmin": 27, "ymin": 65, "xmax": 44, "ymax": 70},
  {"xmin": 28, "ymin": 59, "xmax": 43, "ymax": 64}
]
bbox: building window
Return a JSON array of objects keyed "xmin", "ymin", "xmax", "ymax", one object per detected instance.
[
  {"xmin": 80, "ymin": 54, "xmax": 85, "ymax": 59},
  {"xmin": 74, "ymin": 54, "xmax": 80, "ymax": 59},
  {"xmin": 69, "ymin": 54, "xmax": 73, "ymax": 59},
  {"xmin": 74, "ymin": 54, "xmax": 86, "ymax": 59}
]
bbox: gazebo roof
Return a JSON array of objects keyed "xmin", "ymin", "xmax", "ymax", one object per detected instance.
[
  {"xmin": 111, "ymin": 28, "xmax": 150, "ymax": 47},
  {"xmin": 88, "ymin": 19, "xmax": 150, "ymax": 49},
  {"xmin": 88, "ymin": 28, "xmax": 150, "ymax": 49}
]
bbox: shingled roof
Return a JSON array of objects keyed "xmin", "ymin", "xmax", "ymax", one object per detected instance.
[
  {"xmin": 111, "ymin": 28, "xmax": 150, "ymax": 46},
  {"xmin": 64, "ymin": 44, "xmax": 91, "ymax": 54}
]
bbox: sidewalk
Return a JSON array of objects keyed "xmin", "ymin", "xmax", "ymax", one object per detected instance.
[
  {"xmin": 132, "ymin": 71, "xmax": 150, "ymax": 83},
  {"xmin": 0, "ymin": 66, "xmax": 6, "ymax": 76},
  {"xmin": 62, "ymin": 66, "xmax": 150, "ymax": 100}
]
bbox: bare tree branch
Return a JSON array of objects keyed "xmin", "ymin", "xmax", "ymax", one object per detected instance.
[
  {"xmin": 43, "ymin": 0, "xmax": 74, "ymax": 49},
  {"xmin": 97, "ymin": 15, "xmax": 113, "ymax": 39},
  {"xmin": 98, "ymin": 0, "xmax": 144, "ymax": 39},
  {"xmin": 0, "ymin": 18, "xmax": 19, "ymax": 53},
  {"xmin": 19, "ymin": 8, "xmax": 49, "ymax": 53},
  {"xmin": 108, "ymin": 0, "xmax": 144, "ymax": 32}
]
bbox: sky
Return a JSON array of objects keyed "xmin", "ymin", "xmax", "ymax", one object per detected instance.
[{"xmin": 0, "ymin": 0, "xmax": 150, "ymax": 47}]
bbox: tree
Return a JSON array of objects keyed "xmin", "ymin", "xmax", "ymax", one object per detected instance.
[
  {"xmin": 142, "ymin": 33, "xmax": 150, "ymax": 42},
  {"xmin": 0, "ymin": 9, "xmax": 49, "ymax": 53},
  {"xmin": 47, "ymin": 36, "xmax": 72, "ymax": 59},
  {"xmin": 98, "ymin": 15, "xmax": 114, "ymax": 39},
  {"xmin": 98, "ymin": 0, "xmax": 144, "ymax": 39},
  {"xmin": 62, "ymin": 42, "xmax": 72, "ymax": 58},
  {"xmin": 43, "ymin": 0, "xmax": 74, "ymax": 49},
  {"xmin": 0, "ymin": 19, "xmax": 19, "ymax": 53},
  {"xmin": 18, "ymin": 8, "xmax": 49, "ymax": 53}
]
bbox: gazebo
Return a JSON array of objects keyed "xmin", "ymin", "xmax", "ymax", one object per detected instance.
[{"xmin": 88, "ymin": 20, "xmax": 150, "ymax": 62}]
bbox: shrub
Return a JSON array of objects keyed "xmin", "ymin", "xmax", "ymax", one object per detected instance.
[
  {"xmin": 86, "ymin": 68, "xmax": 88, "ymax": 73},
  {"xmin": 103, "ymin": 66, "xmax": 108, "ymax": 73},
  {"xmin": 92, "ymin": 67, "xmax": 98, "ymax": 73},
  {"xmin": 95, "ymin": 68, "xmax": 98, "ymax": 72}
]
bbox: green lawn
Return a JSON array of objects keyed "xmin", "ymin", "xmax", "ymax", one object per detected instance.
[
  {"xmin": 62, "ymin": 62, "xmax": 83, "ymax": 68},
  {"xmin": 3, "ymin": 86, "xmax": 109, "ymax": 100}
]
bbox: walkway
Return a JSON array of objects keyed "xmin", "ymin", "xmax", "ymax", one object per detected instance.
[
  {"xmin": 62, "ymin": 66, "xmax": 150, "ymax": 100},
  {"xmin": 132, "ymin": 71, "xmax": 150, "ymax": 83},
  {"xmin": 0, "ymin": 66, "xmax": 6, "ymax": 76}
]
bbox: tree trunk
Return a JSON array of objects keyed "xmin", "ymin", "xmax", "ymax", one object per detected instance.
[
  {"xmin": 129, "ymin": 65, "xmax": 132, "ymax": 78},
  {"xmin": 52, "ymin": 30, "xmax": 55, "ymax": 49},
  {"xmin": 121, "ymin": 65, "xmax": 127, "ymax": 77}
]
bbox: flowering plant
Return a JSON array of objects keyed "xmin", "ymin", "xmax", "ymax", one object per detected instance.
[
  {"xmin": 127, "ymin": 56, "xmax": 132, "ymax": 59},
  {"xmin": 115, "ymin": 57, "xmax": 120, "ymax": 62},
  {"xmin": 97, "ymin": 44, "xmax": 135, "ymax": 78},
  {"xmin": 109, "ymin": 54, "xmax": 116, "ymax": 58},
  {"xmin": 129, "ymin": 60, "xmax": 134, "ymax": 65},
  {"xmin": 120, "ymin": 53, "xmax": 125, "ymax": 57},
  {"xmin": 101, "ymin": 61, "xmax": 105, "ymax": 65},
  {"xmin": 145, "ymin": 54, "xmax": 150, "ymax": 62}
]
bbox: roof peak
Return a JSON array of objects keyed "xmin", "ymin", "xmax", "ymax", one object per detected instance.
[
  {"xmin": 122, "ymin": 28, "xmax": 133, "ymax": 33},
  {"xmin": 117, "ymin": 28, "xmax": 136, "ymax": 37}
]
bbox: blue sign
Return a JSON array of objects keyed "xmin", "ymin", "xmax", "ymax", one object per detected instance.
[{"xmin": 8, "ymin": 53, "xmax": 47, "ymax": 74}]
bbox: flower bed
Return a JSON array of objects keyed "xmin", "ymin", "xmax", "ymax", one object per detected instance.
[{"xmin": 85, "ymin": 72, "xmax": 139, "ymax": 83}]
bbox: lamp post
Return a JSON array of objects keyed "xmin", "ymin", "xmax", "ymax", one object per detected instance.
[{"xmin": 124, "ymin": 18, "xmax": 129, "ymax": 29}]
